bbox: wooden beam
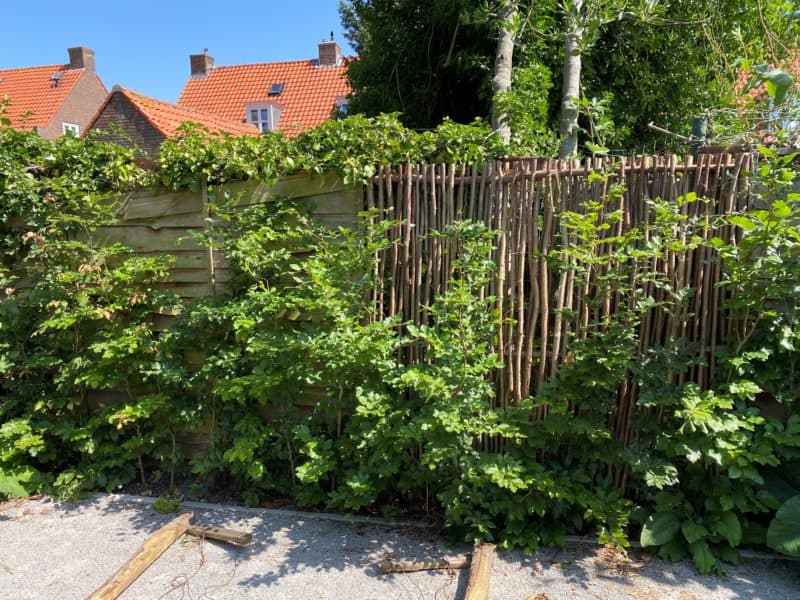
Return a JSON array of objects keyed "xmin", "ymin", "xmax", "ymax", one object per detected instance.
[
  {"xmin": 86, "ymin": 512, "xmax": 193, "ymax": 600},
  {"xmin": 186, "ymin": 524, "xmax": 252, "ymax": 546},
  {"xmin": 379, "ymin": 555, "xmax": 471, "ymax": 574},
  {"xmin": 464, "ymin": 543, "xmax": 495, "ymax": 600}
]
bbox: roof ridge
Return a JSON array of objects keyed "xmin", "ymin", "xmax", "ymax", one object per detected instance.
[
  {"xmin": 211, "ymin": 58, "xmax": 316, "ymax": 70},
  {"xmin": 208, "ymin": 56, "xmax": 353, "ymax": 70},
  {"xmin": 0, "ymin": 63, "xmax": 70, "ymax": 73}
]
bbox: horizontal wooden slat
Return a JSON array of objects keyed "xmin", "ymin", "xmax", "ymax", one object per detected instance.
[
  {"xmin": 301, "ymin": 189, "xmax": 361, "ymax": 215},
  {"xmin": 134, "ymin": 250, "xmax": 208, "ymax": 270},
  {"xmin": 162, "ymin": 269, "xmax": 212, "ymax": 284},
  {"xmin": 155, "ymin": 282, "xmax": 215, "ymax": 298},
  {"xmin": 96, "ymin": 226, "xmax": 205, "ymax": 252},
  {"xmin": 213, "ymin": 269, "xmax": 232, "ymax": 283},
  {"xmin": 116, "ymin": 190, "xmax": 204, "ymax": 220},
  {"xmin": 315, "ymin": 213, "xmax": 360, "ymax": 229},
  {"xmin": 222, "ymin": 173, "xmax": 352, "ymax": 206},
  {"xmin": 121, "ymin": 212, "xmax": 207, "ymax": 229}
]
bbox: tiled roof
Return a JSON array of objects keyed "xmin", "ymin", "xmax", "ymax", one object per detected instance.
[
  {"xmin": 737, "ymin": 55, "xmax": 800, "ymax": 100},
  {"xmin": 178, "ymin": 59, "xmax": 350, "ymax": 136},
  {"xmin": 96, "ymin": 87, "xmax": 261, "ymax": 137},
  {"xmin": 0, "ymin": 64, "xmax": 84, "ymax": 129}
]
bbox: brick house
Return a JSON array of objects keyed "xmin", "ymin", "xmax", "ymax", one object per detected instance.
[
  {"xmin": 0, "ymin": 47, "xmax": 107, "ymax": 139},
  {"xmin": 177, "ymin": 37, "xmax": 351, "ymax": 137},
  {"xmin": 87, "ymin": 86, "xmax": 259, "ymax": 157}
]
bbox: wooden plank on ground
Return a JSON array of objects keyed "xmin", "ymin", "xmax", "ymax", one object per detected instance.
[
  {"xmin": 379, "ymin": 555, "xmax": 471, "ymax": 574},
  {"xmin": 464, "ymin": 543, "xmax": 495, "ymax": 600},
  {"xmin": 86, "ymin": 512, "xmax": 193, "ymax": 600},
  {"xmin": 186, "ymin": 524, "xmax": 252, "ymax": 545}
]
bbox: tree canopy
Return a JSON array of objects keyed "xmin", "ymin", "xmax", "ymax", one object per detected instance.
[{"xmin": 340, "ymin": 0, "xmax": 800, "ymax": 153}]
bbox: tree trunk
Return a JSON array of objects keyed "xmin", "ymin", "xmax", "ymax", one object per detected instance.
[
  {"xmin": 491, "ymin": 2, "xmax": 518, "ymax": 145},
  {"xmin": 559, "ymin": 0, "xmax": 584, "ymax": 157}
]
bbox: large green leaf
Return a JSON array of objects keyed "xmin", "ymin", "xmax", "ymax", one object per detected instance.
[
  {"xmin": 641, "ymin": 512, "xmax": 681, "ymax": 547},
  {"xmin": 0, "ymin": 471, "xmax": 28, "ymax": 499},
  {"xmin": 690, "ymin": 540, "xmax": 715, "ymax": 574},
  {"xmin": 681, "ymin": 520, "xmax": 709, "ymax": 544},
  {"xmin": 658, "ymin": 538, "xmax": 688, "ymax": 562},
  {"xmin": 713, "ymin": 511, "xmax": 742, "ymax": 547},
  {"xmin": 751, "ymin": 65, "xmax": 795, "ymax": 105},
  {"xmin": 767, "ymin": 495, "xmax": 800, "ymax": 557}
]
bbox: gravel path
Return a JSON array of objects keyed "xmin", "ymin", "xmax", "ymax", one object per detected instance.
[{"xmin": 0, "ymin": 494, "xmax": 797, "ymax": 599}]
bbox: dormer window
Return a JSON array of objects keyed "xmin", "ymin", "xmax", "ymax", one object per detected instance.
[{"xmin": 246, "ymin": 102, "xmax": 282, "ymax": 132}]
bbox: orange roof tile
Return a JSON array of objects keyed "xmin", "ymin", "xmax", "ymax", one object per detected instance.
[
  {"xmin": 97, "ymin": 87, "xmax": 260, "ymax": 137},
  {"xmin": 177, "ymin": 59, "xmax": 351, "ymax": 136},
  {"xmin": 0, "ymin": 64, "xmax": 84, "ymax": 129}
]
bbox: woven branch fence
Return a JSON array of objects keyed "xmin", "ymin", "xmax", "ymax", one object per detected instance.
[{"xmin": 368, "ymin": 152, "xmax": 754, "ymax": 450}]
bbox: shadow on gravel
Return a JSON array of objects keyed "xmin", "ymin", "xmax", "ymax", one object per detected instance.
[
  {"xmin": 62, "ymin": 494, "xmax": 470, "ymax": 597},
  {"xmin": 48, "ymin": 495, "xmax": 800, "ymax": 600}
]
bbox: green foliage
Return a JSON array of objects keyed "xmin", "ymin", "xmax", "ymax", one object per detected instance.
[
  {"xmin": 0, "ymin": 468, "xmax": 29, "ymax": 500},
  {"xmin": 629, "ymin": 144, "xmax": 800, "ymax": 571},
  {"xmin": 0, "ymin": 111, "xmax": 195, "ymax": 499},
  {"xmin": 495, "ymin": 62, "xmax": 559, "ymax": 155},
  {"xmin": 339, "ymin": 0, "xmax": 800, "ymax": 152},
  {"xmin": 1, "ymin": 99, "xmax": 799, "ymax": 573},
  {"xmin": 152, "ymin": 493, "xmax": 183, "ymax": 514},
  {"xmin": 339, "ymin": 0, "xmax": 499, "ymax": 129},
  {"xmin": 156, "ymin": 115, "xmax": 509, "ymax": 189},
  {"xmin": 767, "ymin": 494, "xmax": 800, "ymax": 557}
]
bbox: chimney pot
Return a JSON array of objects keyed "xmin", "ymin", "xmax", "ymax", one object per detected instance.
[
  {"xmin": 190, "ymin": 51, "xmax": 214, "ymax": 77},
  {"xmin": 67, "ymin": 47, "xmax": 95, "ymax": 71}
]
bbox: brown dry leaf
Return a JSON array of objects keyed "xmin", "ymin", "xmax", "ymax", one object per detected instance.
[
  {"xmin": 78, "ymin": 263, "xmax": 101, "ymax": 274},
  {"xmin": 526, "ymin": 594, "xmax": 550, "ymax": 600},
  {"xmin": 129, "ymin": 292, "xmax": 146, "ymax": 306},
  {"xmin": 93, "ymin": 308, "xmax": 113, "ymax": 320},
  {"xmin": 21, "ymin": 231, "xmax": 45, "ymax": 246},
  {"xmin": 594, "ymin": 544, "xmax": 643, "ymax": 578}
]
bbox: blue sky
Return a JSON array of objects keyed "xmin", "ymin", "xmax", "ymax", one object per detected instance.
[{"xmin": 0, "ymin": 1, "xmax": 355, "ymax": 102}]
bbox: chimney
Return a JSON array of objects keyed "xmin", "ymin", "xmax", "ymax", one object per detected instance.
[
  {"xmin": 190, "ymin": 49, "xmax": 214, "ymax": 77},
  {"xmin": 68, "ymin": 47, "xmax": 95, "ymax": 71},
  {"xmin": 318, "ymin": 33, "xmax": 341, "ymax": 67}
]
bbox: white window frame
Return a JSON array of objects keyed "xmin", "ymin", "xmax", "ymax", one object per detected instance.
[
  {"xmin": 62, "ymin": 122, "xmax": 80, "ymax": 135},
  {"xmin": 335, "ymin": 96, "xmax": 348, "ymax": 115},
  {"xmin": 245, "ymin": 103, "xmax": 283, "ymax": 132}
]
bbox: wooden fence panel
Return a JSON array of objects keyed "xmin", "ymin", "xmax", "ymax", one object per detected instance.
[
  {"xmin": 104, "ymin": 175, "xmax": 362, "ymax": 298},
  {"xmin": 370, "ymin": 153, "xmax": 754, "ymax": 449}
]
